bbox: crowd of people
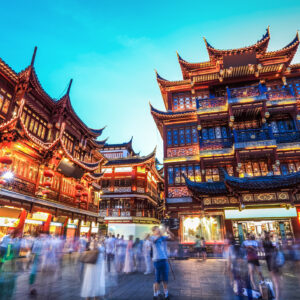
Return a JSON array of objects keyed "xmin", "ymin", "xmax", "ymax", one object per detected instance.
[
  {"xmin": 0, "ymin": 225, "xmax": 174, "ymax": 300},
  {"xmin": 1, "ymin": 227, "xmax": 300, "ymax": 300},
  {"xmin": 225, "ymin": 232, "xmax": 300, "ymax": 300}
]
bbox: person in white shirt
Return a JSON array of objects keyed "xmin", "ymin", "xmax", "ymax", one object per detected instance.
[
  {"xmin": 105, "ymin": 233, "xmax": 116, "ymax": 272},
  {"xmin": 143, "ymin": 235, "xmax": 152, "ymax": 275}
]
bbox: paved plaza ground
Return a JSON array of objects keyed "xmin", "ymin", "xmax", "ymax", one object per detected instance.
[{"xmin": 8, "ymin": 259, "xmax": 300, "ymax": 300}]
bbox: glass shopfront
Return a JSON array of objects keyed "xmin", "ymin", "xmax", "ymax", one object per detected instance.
[
  {"xmin": 181, "ymin": 215, "xmax": 222, "ymax": 243},
  {"xmin": 225, "ymin": 208, "xmax": 297, "ymax": 245},
  {"xmin": 232, "ymin": 220, "xmax": 294, "ymax": 245}
]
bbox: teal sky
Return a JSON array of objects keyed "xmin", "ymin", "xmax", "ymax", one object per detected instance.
[{"xmin": 1, "ymin": 0, "xmax": 300, "ymax": 161}]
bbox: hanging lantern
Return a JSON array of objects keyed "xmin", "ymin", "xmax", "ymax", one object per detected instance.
[
  {"xmin": 229, "ymin": 121, "xmax": 233, "ymax": 127},
  {"xmin": 43, "ymin": 169, "xmax": 54, "ymax": 178},
  {"xmin": 0, "ymin": 179, "xmax": 6, "ymax": 185},
  {"xmin": 81, "ymin": 198, "xmax": 88, "ymax": 203},
  {"xmin": 275, "ymin": 160, "xmax": 280, "ymax": 166},
  {"xmin": 265, "ymin": 112, "xmax": 270, "ymax": 118},
  {"xmin": 42, "ymin": 189, "xmax": 50, "ymax": 196},
  {"xmin": 197, "ymin": 125, "xmax": 202, "ymax": 131},
  {"xmin": 42, "ymin": 181, "xmax": 52, "ymax": 188},
  {"xmin": 0, "ymin": 156, "xmax": 13, "ymax": 165},
  {"xmin": 81, "ymin": 191, "xmax": 88, "ymax": 197},
  {"xmin": 230, "ymin": 116, "xmax": 235, "ymax": 122},
  {"xmin": 75, "ymin": 183, "xmax": 84, "ymax": 191}
]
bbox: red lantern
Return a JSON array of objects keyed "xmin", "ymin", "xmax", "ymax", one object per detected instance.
[
  {"xmin": 42, "ymin": 181, "xmax": 52, "ymax": 188},
  {"xmin": 81, "ymin": 191, "xmax": 88, "ymax": 197},
  {"xmin": 0, "ymin": 156, "xmax": 13, "ymax": 165},
  {"xmin": 42, "ymin": 189, "xmax": 50, "ymax": 195},
  {"xmin": 0, "ymin": 179, "xmax": 6, "ymax": 185},
  {"xmin": 81, "ymin": 198, "xmax": 88, "ymax": 203},
  {"xmin": 75, "ymin": 184, "xmax": 83, "ymax": 191},
  {"xmin": 75, "ymin": 192, "xmax": 81, "ymax": 198},
  {"xmin": 43, "ymin": 170, "xmax": 54, "ymax": 178}
]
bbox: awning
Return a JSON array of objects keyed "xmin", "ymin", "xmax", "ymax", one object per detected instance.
[{"xmin": 225, "ymin": 207, "xmax": 297, "ymax": 220}]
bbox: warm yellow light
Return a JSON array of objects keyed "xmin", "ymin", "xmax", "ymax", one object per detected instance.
[{"xmin": 183, "ymin": 217, "xmax": 200, "ymax": 231}]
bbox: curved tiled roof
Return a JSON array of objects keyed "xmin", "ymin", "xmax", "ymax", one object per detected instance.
[
  {"xmin": 184, "ymin": 174, "xmax": 227, "ymax": 195},
  {"xmin": 204, "ymin": 27, "xmax": 270, "ymax": 59},
  {"xmin": 104, "ymin": 147, "xmax": 156, "ymax": 166},
  {"xmin": 185, "ymin": 168, "xmax": 300, "ymax": 196},
  {"xmin": 150, "ymin": 103, "xmax": 196, "ymax": 119},
  {"xmin": 222, "ymin": 168, "xmax": 300, "ymax": 191}
]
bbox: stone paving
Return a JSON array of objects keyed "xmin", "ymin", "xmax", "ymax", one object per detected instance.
[{"xmin": 5, "ymin": 258, "xmax": 300, "ymax": 300}]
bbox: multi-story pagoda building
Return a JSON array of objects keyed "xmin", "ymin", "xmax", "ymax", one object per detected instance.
[
  {"xmin": 151, "ymin": 28, "xmax": 300, "ymax": 247},
  {"xmin": 0, "ymin": 47, "xmax": 107, "ymax": 238},
  {"xmin": 99, "ymin": 138, "xmax": 164, "ymax": 238}
]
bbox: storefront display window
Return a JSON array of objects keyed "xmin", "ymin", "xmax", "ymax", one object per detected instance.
[{"xmin": 182, "ymin": 216, "xmax": 222, "ymax": 243}]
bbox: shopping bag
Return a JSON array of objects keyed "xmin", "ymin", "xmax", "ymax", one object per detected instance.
[
  {"xmin": 259, "ymin": 282, "xmax": 269, "ymax": 300},
  {"xmin": 265, "ymin": 279, "xmax": 275, "ymax": 299},
  {"xmin": 242, "ymin": 288, "xmax": 261, "ymax": 299},
  {"xmin": 79, "ymin": 249, "xmax": 99, "ymax": 264}
]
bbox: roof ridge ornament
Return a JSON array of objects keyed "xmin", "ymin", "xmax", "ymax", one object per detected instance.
[
  {"xmin": 66, "ymin": 78, "xmax": 73, "ymax": 95},
  {"xmin": 30, "ymin": 46, "xmax": 37, "ymax": 67}
]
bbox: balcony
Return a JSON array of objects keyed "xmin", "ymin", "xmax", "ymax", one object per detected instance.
[
  {"xmin": 234, "ymin": 128, "xmax": 276, "ymax": 149},
  {"xmin": 200, "ymin": 138, "xmax": 233, "ymax": 150},
  {"xmin": 266, "ymin": 87, "xmax": 294, "ymax": 101},
  {"xmin": 274, "ymin": 131, "xmax": 300, "ymax": 144},
  {"xmin": 196, "ymin": 97, "xmax": 227, "ymax": 114},
  {"xmin": 229, "ymin": 86, "xmax": 260, "ymax": 99},
  {"xmin": 99, "ymin": 209, "xmax": 157, "ymax": 219}
]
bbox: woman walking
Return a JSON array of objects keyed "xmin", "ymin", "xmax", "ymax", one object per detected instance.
[
  {"xmin": 81, "ymin": 239, "xmax": 106, "ymax": 299},
  {"xmin": 123, "ymin": 235, "xmax": 134, "ymax": 274}
]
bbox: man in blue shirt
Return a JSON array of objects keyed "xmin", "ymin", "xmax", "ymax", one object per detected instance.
[{"xmin": 149, "ymin": 225, "xmax": 175, "ymax": 300}]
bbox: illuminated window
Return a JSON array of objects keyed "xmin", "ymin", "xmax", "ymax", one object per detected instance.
[
  {"xmin": 206, "ymin": 168, "xmax": 219, "ymax": 181},
  {"xmin": 173, "ymin": 129, "xmax": 178, "ymax": 145},
  {"xmin": 185, "ymin": 128, "xmax": 191, "ymax": 144},
  {"xmin": 179, "ymin": 129, "xmax": 185, "ymax": 145},
  {"xmin": 168, "ymin": 167, "xmax": 174, "ymax": 185},
  {"xmin": 194, "ymin": 165, "xmax": 201, "ymax": 182},
  {"xmin": 188, "ymin": 165, "xmax": 194, "ymax": 181},
  {"xmin": 192, "ymin": 127, "xmax": 198, "ymax": 143},
  {"xmin": 167, "ymin": 130, "xmax": 172, "ymax": 146},
  {"xmin": 174, "ymin": 167, "xmax": 180, "ymax": 184}
]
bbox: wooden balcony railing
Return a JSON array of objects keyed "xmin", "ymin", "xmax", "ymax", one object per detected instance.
[
  {"xmin": 274, "ymin": 131, "xmax": 300, "ymax": 143},
  {"xmin": 100, "ymin": 209, "xmax": 158, "ymax": 219},
  {"xmin": 200, "ymin": 138, "xmax": 233, "ymax": 150},
  {"xmin": 196, "ymin": 97, "xmax": 226, "ymax": 110},
  {"xmin": 234, "ymin": 128, "xmax": 272, "ymax": 143}
]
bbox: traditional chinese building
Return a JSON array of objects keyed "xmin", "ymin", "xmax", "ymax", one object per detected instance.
[
  {"xmin": 151, "ymin": 28, "xmax": 300, "ymax": 246},
  {"xmin": 0, "ymin": 47, "xmax": 107, "ymax": 238},
  {"xmin": 99, "ymin": 139, "xmax": 164, "ymax": 238}
]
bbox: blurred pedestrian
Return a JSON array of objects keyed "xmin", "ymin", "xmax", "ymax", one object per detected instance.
[
  {"xmin": 123, "ymin": 235, "xmax": 134, "ymax": 274},
  {"xmin": 143, "ymin": 235, "xmax": 152, "ymax": 275},
  {"xmin": 150, "ymin": 226, "xmax": 175, "ymax": 300},
  {"xmin": 263, "ymin": 232, "xmax": 283, "ymax": 300},
  {"xmin": 242, "ymin": 233, "xmax": 264, "ymax": 290},
  {"xmin": 105, "ymin": 233, "xmax": 116, "ymax": 272},
  {"xmin": 81, "ymin": 239, "xmax": 105, "ymax": 299}
]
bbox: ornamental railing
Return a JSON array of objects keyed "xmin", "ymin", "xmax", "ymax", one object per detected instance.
[
  {"xmin": 229, "ymin": 85, "xmax": 260, "ymax": 99},
  {"xmin": 234, "ymin": 128, "xmax": 272, "ymax": 143},
  {"xmin": 273, "ymin": 131, "xmax": 300, "ymax": 143},
  {"xmin": 196, "ymin": 97, "xmax": 226, "ymax": 110},
  {"xmin": 10, "ymin": 177, "xmax": 36, "ymax": 196},
  {"xmin": 99, "ymin": 209, "xmax": 157, "ymax": 218},
  {"xmin": 200, "ymin": 138, "xmax": 233, "ymax": 150},
  {"xmin": 266, "ymin": 88, "xmax": 294, "ymax": 100}
]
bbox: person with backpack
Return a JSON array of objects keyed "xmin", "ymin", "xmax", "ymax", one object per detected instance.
[
  {"xmin": 263, "ymin": 232, "xmax": 284, "ymax": 300},
  {"xmin": 242, "ymin": 234, "xmax": 264, "ymax": 290}
]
